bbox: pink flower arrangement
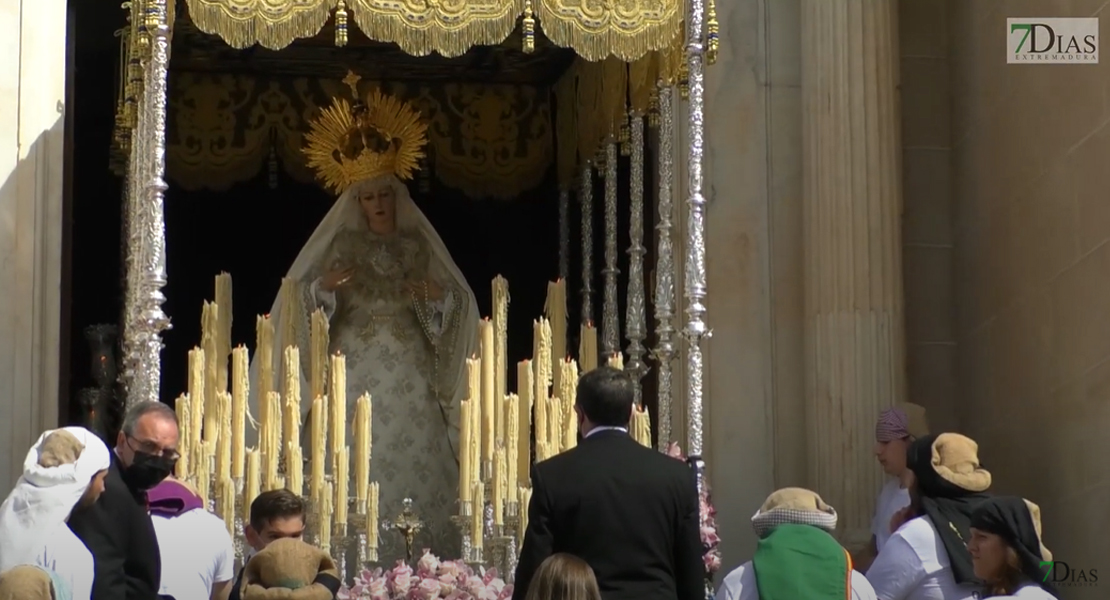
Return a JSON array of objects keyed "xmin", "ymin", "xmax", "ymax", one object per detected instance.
[
  {"xmin": 338, "ymin": 550, "xmax": 513, "ymax": 600},
  {"xmin": 666, "ymin": 443, "xmax": 722, "ymax": 576}
]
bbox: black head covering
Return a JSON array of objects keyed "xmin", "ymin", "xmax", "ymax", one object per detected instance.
[
  {"xmin": 906, "ymin": 434, "xmax": 990, "ymax": 586},
  {"xmin": 970, "ymin": 496, "xmax": 1056, "ymax": 596}
]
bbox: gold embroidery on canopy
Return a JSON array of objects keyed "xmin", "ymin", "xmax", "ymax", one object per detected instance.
[
  {"xmin": 166, "ymin": 74, "xmax": 552, "ymax": 200},
  {"xmin": 535, "ymin": 0, "xmax": 682, "ymax": 62},
  {"xmin": 184, "ymin": 0, "xmax": 339, "ymax": 50},
  {"xmin": 347, "ymin": 0, "xmax": 527, "ymax": 58}
]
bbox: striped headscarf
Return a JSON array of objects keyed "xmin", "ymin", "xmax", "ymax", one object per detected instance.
[{"xmin": 875, "ymin": 403, "xmax": 929, "ymax": 443}]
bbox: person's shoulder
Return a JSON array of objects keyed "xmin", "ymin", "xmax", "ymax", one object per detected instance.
[
  {"xmin": 716, "ymin": 561, "xmax": 753, "ymax": 600},
  {"xmin": 849, "ymin": 570, "xmax": 878, "ymax": 600},
  {"xmin": 1006, "ymin": 585, "xmax": 1058, "ymax": 599}
]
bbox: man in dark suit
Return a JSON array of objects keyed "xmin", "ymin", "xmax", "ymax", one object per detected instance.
[
  {"xmin": 70, "ymin": 401, "xmax": 179, "ymax": 600},
  {"xmin": 512, "ymin": 367, "xmax": 705, "ymax": 600}
]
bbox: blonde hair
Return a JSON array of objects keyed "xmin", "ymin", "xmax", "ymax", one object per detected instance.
[{"xmin": 523, "ymin": 554, "xmax": 601, "ymax": 600}]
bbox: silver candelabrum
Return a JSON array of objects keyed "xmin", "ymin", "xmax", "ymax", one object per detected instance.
[{"xmin": 451, "ymin": 489, "xmax": 520, "ymax": 581}]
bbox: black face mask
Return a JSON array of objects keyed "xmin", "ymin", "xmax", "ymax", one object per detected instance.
[{"xmin": 123, "ymin": 451, "xmax": 177, "ymax": 491}]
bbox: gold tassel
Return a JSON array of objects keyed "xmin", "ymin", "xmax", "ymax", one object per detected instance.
[
  {"xmin": 522, "ymin": 0, "xmax": 535, "ymax": 53},
  {"xmin": 707, "ymin": 0, "xmax": 719, "ymax": 65},
  {"xmin": 678, "ymin": 62, "xmax": 689, "ymax": 99},
  {"xmin": 335, "ymin": 0, "xmax": 348, "ymax": 47}
]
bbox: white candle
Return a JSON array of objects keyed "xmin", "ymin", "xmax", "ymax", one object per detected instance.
[
  {"xmin": 335, "ymin": 448, "xmax": 349, "ymax": 525},
  {"xmin": 231, "ymin": 347, "xmax": 248, "ymax": 479},
  {"xmin": 244, "ymin": 449, "xmax": 260, "ymax": 523},
  {"xmin": 479, "ymin": 320, "xmax": 495, "ymax": 470}
]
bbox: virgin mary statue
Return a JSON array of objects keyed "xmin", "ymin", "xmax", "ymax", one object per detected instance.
[{"xmin": 251, "ymin": 84, "xmax": 478, "ymax": 561}]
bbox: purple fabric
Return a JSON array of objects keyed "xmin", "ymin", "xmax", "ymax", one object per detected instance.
[
  {"xmin": 875, "ymin": 408, "xmax": 910, "ymax": 443},
  {"xmin": 147, "ymin": 480, "xmax": 204, "ymax": 517}
]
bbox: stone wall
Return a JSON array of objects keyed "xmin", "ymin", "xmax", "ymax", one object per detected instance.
[
  {"xmin": 0, "ymin": 0, "xmax": 66, "ymax": 492},
  {"xmin": 950, "ymin": 1, "xmax": 1109, "ymax": 596}
]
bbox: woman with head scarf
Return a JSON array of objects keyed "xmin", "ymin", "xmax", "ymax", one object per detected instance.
[
  {"xmin": 865, "ymin": 433, "xmax": 991, "ymax": 600},
  {"xmin": 968, "ymin": 497, "xmax": 1056, "ymax": 598},
  {"xmin": 715, "ymin": 487, "xmax": 876, "ymax": 600},
  {"xmin": 0, "ymin": 427, "xmax": 110, "ymax": 600}
]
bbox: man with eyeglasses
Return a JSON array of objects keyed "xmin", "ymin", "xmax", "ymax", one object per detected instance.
[{"xmin": 70, "ymin": 401, "xmax": 180, "ymax": 600}]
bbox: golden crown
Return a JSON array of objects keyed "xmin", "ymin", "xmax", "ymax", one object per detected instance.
[{"xmin": 303, "ymin": 73, "xmax": 428, "ymax": 193}]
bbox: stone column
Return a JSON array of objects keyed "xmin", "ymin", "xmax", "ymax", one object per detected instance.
[
  {"xmin": 801, "ymin": 0, "xmax": 906, "ymax": 550},
  {"xmin": 0, "ymin": 0, "xmax": 67, "ymax": 493}
]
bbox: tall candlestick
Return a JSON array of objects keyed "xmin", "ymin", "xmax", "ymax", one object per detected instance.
[
  {"xmin": 319, "ymin": 482, "xmax": 333, "ymax": 548},
  {"xmin": 579, "ymin": 323, "xmax": 598, "ymax": 372},
  {"xmin": 471, "ymin": 482, "xmax": 484, "ymax": 550},
  {"xmin": 231, "ymin": 346, "xmax": 248, "ymax": 479},
  {"xmin": 196, "ymin": 441, "xmax": 210, "ymax": 507},
  {"xmin": 505, "ymin": 394, "xmax": 519, "ymax": 500},
  {"xmin": 519, "ymin": 486, "xmax": 532, "ymax": 540},
  {"xmin": 458, "ymin": 399, "xmax": 472, "ymax": 505},
  {"xmin": 263, "ymin": 391, "xmax": 280, "ymax": 490},
  {"xmin": 310, "ymin": 310, "xmax": 330, "ymax": 403},
  {"xmin": 244, "ymin": 449, "xmax": 260, "ymax": 523},
  {"xmin": 533, "ymin": 359, "xmax": 548, "ymax": 449},
  {"xmin": 354, "ymin": 394, "xmax": 371, "ymax": 509},
  {"xmin": 329, "ymin": 354, "xmax": 346, "ymax": 458},
  {"xmin": 202, "ymin": 303, "xmax": 219, "ymax": 448},
  {"xmin": 285, "ymin": 441, "xmax": 303, "ymax": 495},
  {"xmin": 493, "ymin": 446, "xmax": 506, "ymax": 526},
  {"xmin": 368, "ymin": 483, "xmax": 380, "ymax": 550},
  {"xmin": 479, "ymin": 320, "xmax": 495, "ymax": 471},
  {"xmin": 335, "ymin": 447, "xmax": 349, "ymax": 525},
  {"xmin": 492, "ymin": 276, "xmax": 510, "ymax": 405},
  {"xmin": 277, "ymin": 278, "xmax": 299, "ymax": 354},
  {"xmin": 175, "ymin": 394, "xmax": 191, "ymax": 479},
  {"xmin": 517, "ymin": 361, "xmax": 533, "ymax": 487},
  {"xmin": 215, "ymin": 273, "xmax": 233, "ymax": 393},
  {"xmin": 310, "ymin": 396, "xmax": 326, "ymax": 502},
  {"xmin": 545, "ymin": 280, "xmax": 567, "ymax": 390},
  {"xmin": 215, "ymin": 392, "xmax": 232, "ymax": 482},
  {"xmin": 282, "ymin": 347, "xmax": 301, "ymax": 450},
  {"xmin": 219, "ymin": 476, "xmax": 236, "ymax": 537},
  {"xmin": 256, "ymin": 315, "xmax": 275, "ymax": 418},
  {"xmin": 560, "ymin": 359, "xmax": 578, "ymax": 451},
  {"xmin": 187, "ymin": 348, "xmax": 205, "ymax": 451}
]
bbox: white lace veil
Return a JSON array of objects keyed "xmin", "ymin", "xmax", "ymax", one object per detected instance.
[{"xmin": 247, "ymin": 175, "xmax": 479, "ymax": 451}]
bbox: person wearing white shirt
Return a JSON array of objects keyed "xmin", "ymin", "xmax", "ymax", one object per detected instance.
[
  {"xmin": 0, "ymin": 427, "xmax": 111, "ymax": 600},
  {"xmin": 866, "ymin": 433, "xmax": 990, "ymax": 600},
  {"xmin": 148, "ymin": 478, "xmax": 235, "ymax": 600},
  {"xmin": 715, "ymin": 487, "xmax": 877, "ymax": 600},
  {"xmin": 859, "ymin": 405, "xmax": 929, "ymax": 572},
  {"xmin": 968, "ymin": 497, "xmax": 1058, "ymax": 599}
]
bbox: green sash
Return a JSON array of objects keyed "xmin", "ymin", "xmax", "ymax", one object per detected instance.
[{"xmin": 752, "ymin": 523, "xmax": 852, "ymax": 600}]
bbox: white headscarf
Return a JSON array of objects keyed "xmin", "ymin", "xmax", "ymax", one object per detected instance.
[
  {"xmin": 248, "ymin": 175, "xmax": 479, "ymax": 448},
  {"xmin": 0, "ymin": 427, "xmax": 111, "ymax": 571}
]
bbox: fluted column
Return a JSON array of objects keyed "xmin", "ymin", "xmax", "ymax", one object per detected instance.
[{"xmin": 801, "ymin": 0, "xmax": 906, "ymax": 551}]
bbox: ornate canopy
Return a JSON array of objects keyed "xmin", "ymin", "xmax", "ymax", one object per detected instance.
[{"xmin": 183, "ymin": 0, "xmax": 683, "ymax": 61}]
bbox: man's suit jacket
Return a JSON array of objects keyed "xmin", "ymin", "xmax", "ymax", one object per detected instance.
[
  {"xmin": 512, "ymin": 429, "xmax": 704, "ymax": 600},
  {"xmin": 69, "ymin": 452, "xmax": 162, "ymax": 600}
]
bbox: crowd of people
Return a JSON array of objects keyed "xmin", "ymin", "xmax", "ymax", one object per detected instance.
[{"xmin": 0, "ymin": 368, "xmax": 1059, "ymax": 600}]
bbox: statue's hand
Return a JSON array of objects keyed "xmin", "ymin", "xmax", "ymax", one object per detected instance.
[
  {"xmin": 406, "ymin": 279, "xmax": 444, "ymax": 301},
  {"xmin": 320, "ymin": 268, "xmax": 355, "ymax": 292}
]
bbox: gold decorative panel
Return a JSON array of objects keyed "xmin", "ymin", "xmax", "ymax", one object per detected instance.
[
  {"xmin": 184, "ymin": 0, "xmax": 339, "ymax": 50},
  {"xmin": 166, "ymin": 74, "xmax": 553, "ymax": 200},
  {"xmin": 348, "ymin": 0, "xmax": 526, "ymax": 58},
  {"xmin": 535, "ymin": 0, "xmax": 683, "ymax": 62}
]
